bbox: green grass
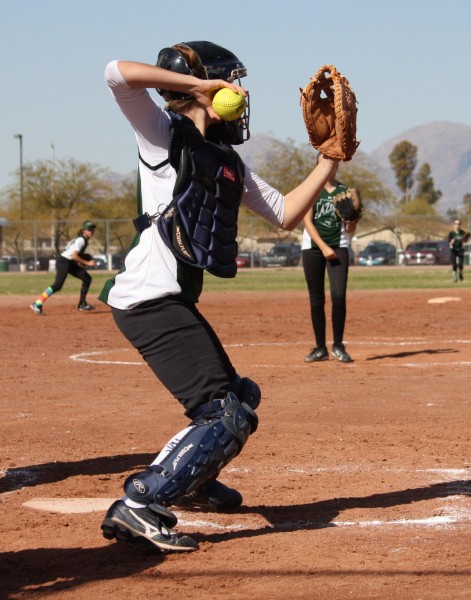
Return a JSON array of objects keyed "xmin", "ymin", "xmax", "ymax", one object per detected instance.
[{"xmin": 0, "ymin": 265, "xmax": 468, "ymax": 296}]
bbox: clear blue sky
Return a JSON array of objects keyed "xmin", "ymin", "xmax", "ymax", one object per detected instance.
[{"xmin": 1, "ymin": 0, "xmax": 471, "ymax": 192}]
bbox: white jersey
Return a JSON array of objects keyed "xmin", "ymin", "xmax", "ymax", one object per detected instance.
[
  {"xmin": 101, "ymin": 61, "xmax": 285, "ymax": 310},
  {"xmin": 61, "ymin": 236, "xmax": 86, "ymax": 260}
]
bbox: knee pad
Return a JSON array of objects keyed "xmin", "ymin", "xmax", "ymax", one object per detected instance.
[
  {"xmin": 124, "ymin": 392, "xmax": 255, "ymax": 507},
  {"xmin": 230, "ymin": 373, "xmax": 261, "ymax": 410}
]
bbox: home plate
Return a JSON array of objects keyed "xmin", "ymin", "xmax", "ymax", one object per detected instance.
[
  {"xmin": 428, "ymin": 297, "xmax": 462, "ymax": 304},
  {"xmin": 24, "ymin": 498, "xmax": 116, "ymax": 513}
]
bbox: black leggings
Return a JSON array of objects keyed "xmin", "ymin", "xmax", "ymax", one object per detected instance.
[
  {"xmin": 112, "ymin": 296, "xmax": 236, "ymax": 413},
  {"xmin": 302, "ymin": 247, "xmax": 350, "ymax": 348},
  {"xmin": 51, "ymin": 256, "xmax": 92, "ymax": 303},
  {"xmin": 450, "ymin": 250, "xmax": 464, "ymax": 272}
]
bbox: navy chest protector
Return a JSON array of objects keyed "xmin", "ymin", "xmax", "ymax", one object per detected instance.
[{"xmin": 145, "ymin": 112, "xmax": 245, "ymax": 279}]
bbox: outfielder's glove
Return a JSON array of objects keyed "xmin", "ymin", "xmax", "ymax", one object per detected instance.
[
  {"xmin": 300, "ymin": 65, "xmax": 359, "ymax": 161},
  {"xmin": 333, "ymin": 188, "xmax": 363, "ymax": 222},
  {"xmin": 80, "ymin": 253, "xmax": 93, "ymax": 261}
]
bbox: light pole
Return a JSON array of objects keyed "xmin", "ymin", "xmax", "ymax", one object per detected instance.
[
  {"xmin": 13, "ymin": 134, "xmax": 24, "ymax": 220},
  {"xmin": 13, "ymin": 133, "xmax": 24, "ymax": 265}
]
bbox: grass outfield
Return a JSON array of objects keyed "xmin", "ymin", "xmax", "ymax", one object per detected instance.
[{"xmin": 0, "ymin": 265, "xmax": 468, "ymax": 295}]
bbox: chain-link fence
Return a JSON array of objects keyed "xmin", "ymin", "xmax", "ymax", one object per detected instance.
[{"xmin": 0, "ymin": 213, "xmax": 470, "ymax": 272}]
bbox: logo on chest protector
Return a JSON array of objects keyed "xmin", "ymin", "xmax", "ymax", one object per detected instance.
[
  {"xmin": 175, "ymin": 225, "xmax": 192, "ymax": 259},
  {"xmin": 173, "ymin": 443, "xmax": 194, "ymax": 471},
  {"xmin": 223, "ymin": 166, "xmax": 236, "ymax": 182}
]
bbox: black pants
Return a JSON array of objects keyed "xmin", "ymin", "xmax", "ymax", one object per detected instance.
[
  {"xmin": 52, "ymin": 256, "xmax": 92, "ymax": 303},
  {"xmin": 450, "ymin": 250, "xmax": 464, "ymax": 272},
  {"xmin": 112, "ymin": 296, "xmax": 236, "ymax": 413},
  {"xmin": 302, "ymin": 247, "xmax": 350, "ymax": 348}
]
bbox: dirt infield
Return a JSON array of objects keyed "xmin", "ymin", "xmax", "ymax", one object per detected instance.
[{"xmin": 1, "ymin": 288, "xmax": 470, "ymax": 599}]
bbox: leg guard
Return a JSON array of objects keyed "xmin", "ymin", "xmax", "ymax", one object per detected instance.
[
  {"xmin": 230, "ymin": 373, "xmax": 261, "ymax": 410},
  {"xmin": 124, "ymin": 392, "xmax": 256, "ymax": 508}
]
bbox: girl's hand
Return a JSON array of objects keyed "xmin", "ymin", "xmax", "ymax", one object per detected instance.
[
  {"xmin": 190, "ymin": 78, "xmax": 247, "ymax": 108},
  {"xmin": 322, "ymin": 245, "xmax": 337, "ymax": 260}
]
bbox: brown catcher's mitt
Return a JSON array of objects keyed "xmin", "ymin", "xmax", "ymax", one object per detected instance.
[
  {"xmin": 333, "ymin": 188, "xmax": 363, "ymax": 222},
  {"xmin": 300, "ymin": 65, "xmax": 359, "ymax": 161}
]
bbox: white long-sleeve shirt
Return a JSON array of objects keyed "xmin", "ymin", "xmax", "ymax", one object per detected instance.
[{"xmin": 101, "ymin": 60, "xmax": 285, "ymax": 310}]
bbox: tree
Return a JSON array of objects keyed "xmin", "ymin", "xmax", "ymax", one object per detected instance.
[
  {"xmin": 5, "ymin": 158, "xmax": 112, "ymax": 218},
  {"xmin": 255, "ymin": 140, "xmax": 394, "ymax": 222},
  {"xmin": 400, "ymin": 196, "xmax": 436, "ymax": 216},
  {"xmin": 3, "ymin": 158, "xmax": 115, "ymax": 253},
  {"xmin": 256, "ymin": 138, "xmax": 316, "ymax": 196},
  {"xmin": 337, "ymin": 161, "xmax": 396, "ymax": 216},
  {"xmin": 389, "ymin": 140, "xmax": 418, "ymax": 203},
  {"xmin": 414, "ymin": 162, "xmax": 441, "ymax": 207}
]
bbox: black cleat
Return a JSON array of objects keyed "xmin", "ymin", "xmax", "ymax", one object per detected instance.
[
  {"xmin": 332, "ymin": 343, "xmax": 353, "ymax": 363},
  {"xmin": 172, "ymin": 480, "xmax": 243, "ymax": 512},
  {"xmin": 78, "ymin": 303, "xmax": 95, "ymax": 311},
  {"xmin": 304, "ymin": 346, "xmax": 329, "ymax": 363},
  {"xmin": 101, "ymin": 500, "xmax": 198, "ymax": 553}
]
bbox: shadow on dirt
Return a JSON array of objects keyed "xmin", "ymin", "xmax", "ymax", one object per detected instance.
[
  {"xmin": 2, "ymin": 473, "xmax": 470, "ymax": 597},
  {"xmin": 197, "ymin": 479, "xmax": 471, "ymax": 545},
  {"xmin": 366, "ymin": 348, "xmax": 459, "ymax": 361},
  {"xmin": 1, "ymin": 543, "xmax": 163, "ymax": 598},
  {"xmin": 0, "ymin": 453, "xmax": 155, "ymax": 493}
]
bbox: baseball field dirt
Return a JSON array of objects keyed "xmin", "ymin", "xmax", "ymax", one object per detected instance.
[{"xmin": 1, "ymin": 287, "xmax": 470, "ymax": 599}]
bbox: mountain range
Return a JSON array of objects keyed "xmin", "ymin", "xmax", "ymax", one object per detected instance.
[{"xmin": 237, "ymin": 121, "xmax": 471, "ymax": 215}]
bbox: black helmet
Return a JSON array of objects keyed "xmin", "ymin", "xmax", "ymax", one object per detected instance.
[
  {"xmin": 156, "ymin": 41, "xmax": 250, "ymax": 144},
  {"xmin": 156, "ymin": 41, "xmax": 247, "ymax": 98}
]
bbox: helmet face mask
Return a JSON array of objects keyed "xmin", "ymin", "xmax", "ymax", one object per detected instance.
[{"xmin": 156, "ymin": 41, "xmax": 250, "ymax": 144}]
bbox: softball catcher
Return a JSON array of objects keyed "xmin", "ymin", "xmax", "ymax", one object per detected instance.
[{"xmin": 99, "ymin": 42, "xmax": 354, "ymax": 553}]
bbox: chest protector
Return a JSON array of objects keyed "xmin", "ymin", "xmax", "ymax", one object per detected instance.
[{"xmin": 156, "ymin": 112, "xmax": 245, "ymax": 279}]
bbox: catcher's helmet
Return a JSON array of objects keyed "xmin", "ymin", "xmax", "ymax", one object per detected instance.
[{"xmin": 156, "ymin": 41, "xmax": 250, "ymax": 144}]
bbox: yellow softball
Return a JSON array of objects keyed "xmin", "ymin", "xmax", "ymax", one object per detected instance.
[{"xmin": 212, "ymin": 88, "xmax": 247, "ymax": 121}]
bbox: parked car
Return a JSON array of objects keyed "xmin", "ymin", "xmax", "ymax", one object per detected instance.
[
  {"xmin": 236, "ymin": 251, "xmax": 262, "ymax": 268},
  {"xmin": 90, "ymin": 255, "xmax": 109, "ymax": 270},
  {"xmin": 111, "ymin": 252, "xmax": 127, "ymax": 270},
  {"xmin": 261, "ymin": 243, "xmax": 301, "ymax": 267},
  {"xmin": 1, "ymin": 256, "xmax": 20, "ymax": 271},
  {"xmin": 25, "ymin": 255, "xmax": 53, "ymax": 271},
  {"xmin": 357, "ymin": 241, "xmax": 397, "ymax": 266},
  {"xmin": 404, "ymin": 240, "xmax": 450, "ymax": 265},
  {"xmin": 465, "ymin": 242, "xmax": 471, "ymax": 265}
]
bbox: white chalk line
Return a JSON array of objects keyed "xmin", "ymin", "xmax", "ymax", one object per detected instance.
[
  {"xmin": 18, "ymin": 466, "xmax": 471, "ymax": 530},
  {"xmin": 70, "ymin": 338, "xmax": 471, "ymax": 366},
  {"xmin": 22, "ymin": 498, "xmax": 471, "ymax": 530},
  {"xmin": 388, "ymin": 361, "xmax": 471, "ymax": 368}
]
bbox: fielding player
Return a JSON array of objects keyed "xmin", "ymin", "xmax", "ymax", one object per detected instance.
[
  {"xmin": 30, "ymin": 220, "xmax": 97, "ymax": 315},
  {"xmin": 448, "ymin": 218, "xmax": 469, "ymax": 282}
]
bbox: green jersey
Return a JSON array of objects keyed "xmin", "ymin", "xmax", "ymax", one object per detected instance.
[
  {"xmin": 306, "ymin": 183, "xmax": 349, "ymax": 250},
  {"xmin": 448, "ymin": 228, "xmax": 466, "ymax": 253}
]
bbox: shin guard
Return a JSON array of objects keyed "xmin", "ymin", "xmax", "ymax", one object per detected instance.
[{"xmin": 124, "ymin": 392, "xmax": 256, "ymax": 508}]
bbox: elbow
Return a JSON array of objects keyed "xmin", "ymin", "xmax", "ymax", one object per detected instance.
[
  {"xmin": 281, "ymin": 222, "xmax": 295, "ymax": 232},
  {"xmin": 282, "ymin": 215, "xmax": 304, "ymax": 231}
]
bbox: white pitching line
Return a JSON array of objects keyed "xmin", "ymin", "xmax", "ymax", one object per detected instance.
[
  {"xmin": 70, "ymin": 338, "xmax": 471, "ymax": 365},
  {"xmin": 69, "ymin": 350, "xmax": 143, "ymax": 365},
  {"xmin": 22, "ymin": 498, "xmax": 470, "ymax": 529},
  {"xmin": 388, "ymin": 361, "xmax": 471, "ymax": 368}
]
